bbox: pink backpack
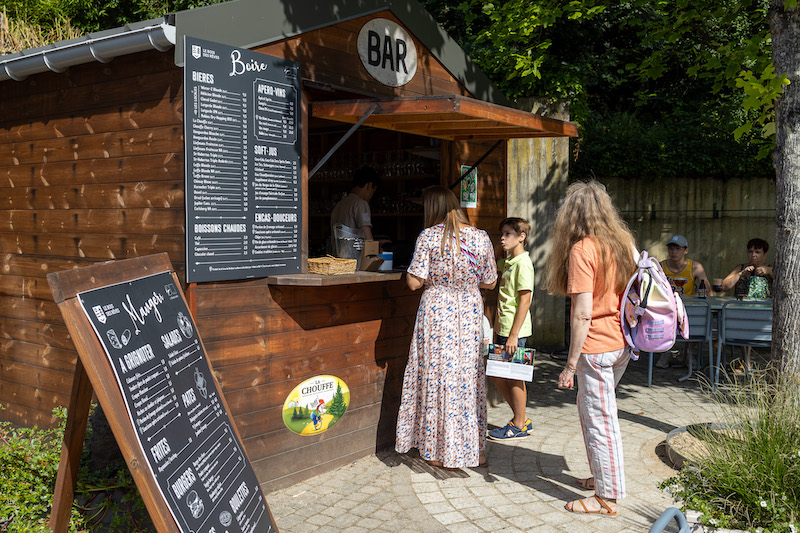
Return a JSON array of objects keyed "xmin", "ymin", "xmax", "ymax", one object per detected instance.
[{"xmin": 621, "ymin": 251, "xmax": 689, "ymax": 359}]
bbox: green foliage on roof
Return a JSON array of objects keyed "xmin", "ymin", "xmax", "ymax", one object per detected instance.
[
  {"xmin": 0, "ymin": 0, "xmax": 225, "ymax": 37},
  {"xmin": 421, "ymin": 0, "xmax": 781, "ymax": 178}
]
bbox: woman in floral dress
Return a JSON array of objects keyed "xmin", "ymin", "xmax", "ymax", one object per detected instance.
[{"xmin": 395, "ymin": 186, "xmax": 497, "ymax": 468}]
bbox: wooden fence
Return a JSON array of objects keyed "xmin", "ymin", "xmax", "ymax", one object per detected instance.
[{"xmin": 606, "ymin": 175, "xmax": 776, "ymax": 284}]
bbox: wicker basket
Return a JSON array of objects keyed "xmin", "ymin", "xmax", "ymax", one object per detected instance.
[{"xmin": 308, "ymin": 255, "xmax": 357, "ymax": 275}]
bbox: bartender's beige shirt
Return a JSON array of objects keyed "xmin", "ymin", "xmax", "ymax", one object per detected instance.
[{"xmin": 331, "ymin": 193, "xmax": 372, "ymax": 233}]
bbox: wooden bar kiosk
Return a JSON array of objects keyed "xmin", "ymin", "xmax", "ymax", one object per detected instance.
[{"xmin": 0, "ymin": 0, "xmax": 577, "ymax": 494}]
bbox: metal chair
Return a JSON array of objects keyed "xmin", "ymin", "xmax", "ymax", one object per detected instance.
[
  {"xmin": 649, "ymin": 507, "xmax": 690, "ymax": 533},
  {"xmin": 715, "ymin": 300, "xmax": 772, "ymax": 387},
  {"xmin": 647, "ymin": 300, "xmax": 712, "ymax": 387}
]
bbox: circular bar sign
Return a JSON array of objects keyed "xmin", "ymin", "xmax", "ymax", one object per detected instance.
[{"xmin": 358, "ymin": 18, "xmax": 417, "ymax": 87}]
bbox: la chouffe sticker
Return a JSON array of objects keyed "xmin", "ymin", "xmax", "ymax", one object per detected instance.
[{"xmin": 282, "ymin": 375, "xmax": 349, "ymax": 436}]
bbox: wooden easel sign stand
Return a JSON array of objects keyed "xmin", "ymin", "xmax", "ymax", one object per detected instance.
[{"xmin": 47, "ymin": 253, "xmax": 278, "ymax": 533}]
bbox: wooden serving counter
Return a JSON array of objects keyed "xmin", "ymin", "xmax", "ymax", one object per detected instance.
[
  {"xmin": 266, "ymin": 270, "xmax": 404, "ymax": 286},
  {"xmin": 192, "ymin": 273, "xmax": 420, "ymax": 491}
]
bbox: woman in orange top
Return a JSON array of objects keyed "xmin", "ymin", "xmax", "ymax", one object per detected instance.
[{"xmin": 544, "ymin": 181, "xmax": 637, "ymax": 517}]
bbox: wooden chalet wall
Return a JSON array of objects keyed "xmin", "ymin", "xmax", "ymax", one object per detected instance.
[
  {"xmin": 254, "ymin": 12, "xmax": 472, "ymax": 99},
  {"xmin": 443, "ymin": 140, "xmax": 506, "ymax": 241},
  {"xmin": 193, "ymin": 279, "xmax": 419, "ymax": 492},
  {"xmin": 443, "ymin": 139, "xmax": 505, "ymax": 320},
  {"xmin": 0, "ymin": 50, "xmax": 184, "ymax": 428},
  {"xmin": 0, "ymin": 9, "xmax": 507, "ymax": 493}
]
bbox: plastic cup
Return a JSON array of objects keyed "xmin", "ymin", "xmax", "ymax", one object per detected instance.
[{"xmin": 673, "ymin": 277, "xmax": 687, "ymax": 294}]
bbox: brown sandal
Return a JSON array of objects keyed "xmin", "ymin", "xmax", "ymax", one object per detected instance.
[
  {"xmin": 576, "ymin": 477, "xmax": 595, "ymax": 490},
  {"xmin": 564, "ymin": 495, "xmax": 617, "ymax": 517},
  {"xmin": 425, "ymin": 459, "xmax": 462, "ymax": 470}
]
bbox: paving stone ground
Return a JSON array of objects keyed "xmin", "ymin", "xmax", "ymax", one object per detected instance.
[{"xmin": 267, "ymin": 353, "xmax": 722, "ymax": 532}]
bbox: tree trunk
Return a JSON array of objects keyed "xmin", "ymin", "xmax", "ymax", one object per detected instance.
[{"xmin": 769, "ymin": 0, "xmax": 800, "ymax": 377}]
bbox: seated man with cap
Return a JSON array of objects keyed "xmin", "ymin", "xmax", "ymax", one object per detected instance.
[{"xmin": 656, "ymin": 234, "xmax": 713, "ymax": 368}]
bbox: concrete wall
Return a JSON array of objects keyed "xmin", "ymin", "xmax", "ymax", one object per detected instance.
[{"xmin": 507, "ymin": 99, "xmax": 571, "ymax": 351}]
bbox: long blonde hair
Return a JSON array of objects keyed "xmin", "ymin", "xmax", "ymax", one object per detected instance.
[
  {"xmin": 423, "ymin": 185, "xmax": 471, "ymax": 255},
  {"xmin": 543, "ymin": 181, "xmax": 637, "ymax": 296}
]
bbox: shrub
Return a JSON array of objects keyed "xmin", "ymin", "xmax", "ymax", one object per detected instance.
[
  {"xmin": 661, "ymin": 373, "xmax": 800, "ymax": 532},
  {"xmin": 0, "ymin": 12, "xmax": 82, "ymax": 55},
  {"xmin": 0, "ymin": 405, "xmax": 153, "ymax": 532},
  {"xmin": 572, "ymin": 111, "xmax": 774, "ymax": 180},
  {"xmin": 0, "ymin": 406, "xmax": 76, "ymax": 532}
]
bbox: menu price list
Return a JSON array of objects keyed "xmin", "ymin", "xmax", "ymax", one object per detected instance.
[
  {"xmin": 78, "ymin": 271, "xmax": 275, "ymax": 533},
  {"xmin": 253, "ymin": 79, "xmax": 296, "ymax": 144},
  {"xmin": 185, "ymin": 36, "xmax": 301, "ymax": 283}
]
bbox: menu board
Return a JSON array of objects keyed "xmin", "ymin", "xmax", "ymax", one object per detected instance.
[
  {"xmin": 184, "ymin": 36, "xmax": 302, "ymax": 283},
  {"xmin": 78, "ymin": 271, "xmax": 275, "ymax": 533}
]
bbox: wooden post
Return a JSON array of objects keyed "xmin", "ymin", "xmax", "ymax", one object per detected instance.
[
  {"xmin": 48, "ymin": 358, "xmax": 93, "ymax": 532},
  {"xmin": 186, "ymin": 282, "xmax": 197, "ymax": 320}
]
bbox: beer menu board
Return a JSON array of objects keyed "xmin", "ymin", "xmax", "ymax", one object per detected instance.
[
  {"xmin": 184, "ymin": 36, "xmax": 301, "ymax": 283},
  {"xmin": 78, "ymin": 271, "xmax": 276, "ymax": 533}
]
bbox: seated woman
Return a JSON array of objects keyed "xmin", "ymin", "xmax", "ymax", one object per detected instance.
[
  {"xmin": 721, "ymin": 237, "xmax": 773, "ymax": 372},
  {"xmin": 721, "ymin": 238, "xmax": 773, "ymax": 299}
]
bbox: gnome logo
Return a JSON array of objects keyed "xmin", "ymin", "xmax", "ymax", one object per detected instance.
[{"xmin": 310, "ymin": 399, "xmax": 326, "ymax": 430}]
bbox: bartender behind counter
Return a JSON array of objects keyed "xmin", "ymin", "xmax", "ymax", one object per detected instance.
[{"xmin": 331, "ymin": 165, "xmax": 381, "ymax": 241}]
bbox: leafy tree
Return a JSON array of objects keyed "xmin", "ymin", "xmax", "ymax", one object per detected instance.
[
  {"xmin": 422, "ymin": 0, "xmax": 772, "ymax": 178},
  {"xmin": 768, "ymin": 0, "xmax": 800, "ymax": 377},
  {"xmin": 601, "ymin": 0, "xmax": 800, "ymax": 374},
  {"xmin": 628, "ymin": 0, "xmax": 788, "ymax": 157},
  {"xmin": 424, "ymin": 0, "xmax": 622, "ymax": 122},
  {"xmin": 620, "ymin": 0, "xmax": 800, "ymax": 375},
  {"xmin": 573, "ymin": 109, "xmax": 772, "ymax": 179}
]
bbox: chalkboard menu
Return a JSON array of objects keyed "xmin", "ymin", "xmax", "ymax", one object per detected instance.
[
  {"xmin": 78, "ymin": 271, "xmax": 275, "ymax": 533},
  {"xmin": 184, "ymin": 36, "xmax": 302, "ymax": 283}
]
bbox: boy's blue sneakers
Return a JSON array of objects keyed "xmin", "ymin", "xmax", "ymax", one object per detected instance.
[{"xmin": 488, "ymin": 418, "xmax": 532, "ymax": 441}]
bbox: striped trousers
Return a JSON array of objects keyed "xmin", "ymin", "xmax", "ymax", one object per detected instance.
[{"xmin": 576, "ymin": 348, "xmax": 630, "ymax": 500}]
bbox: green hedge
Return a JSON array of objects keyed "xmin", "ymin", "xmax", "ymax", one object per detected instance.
[{"xmin": 571, "ymin": 111, "xmax": 774, "ymax": 180}]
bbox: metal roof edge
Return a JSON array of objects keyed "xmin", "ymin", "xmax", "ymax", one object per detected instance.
[
  {"xmin": 172, "ymin": 0, "xmax": 509, "ymax": 105},
  {"xmin": 173, "ymin": 1, "xmax": 386, "ymax": 67},
  {"xmin": 0, "ymin": 1, "xmax": 509, "ymax": 106},
  {"xmin": 0, "ymin": 18, "xmax": 175, "ymax": 83}
]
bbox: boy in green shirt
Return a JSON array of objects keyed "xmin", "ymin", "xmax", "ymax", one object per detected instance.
[{"xmin": 488, "ymin": 217, "xmax": 534, "ymax": 441}]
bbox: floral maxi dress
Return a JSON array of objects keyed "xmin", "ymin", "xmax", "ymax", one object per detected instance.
[{"xmin": 395, "ymin": 224, "xmax": 497, "ymax": 468}]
